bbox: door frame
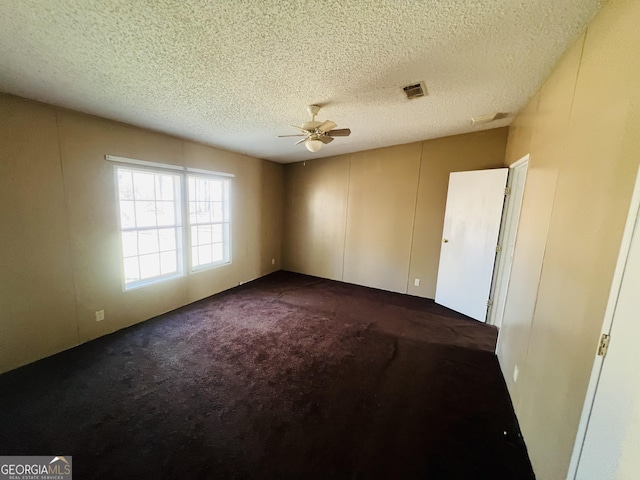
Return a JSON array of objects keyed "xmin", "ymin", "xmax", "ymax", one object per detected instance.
[
  {"xmin": 487, "ymin": 154, "xmax": 529, "ymax": 328},
  {"xmin": 567, "ymin": 164, "xmax": 640, "ymax": 479}
]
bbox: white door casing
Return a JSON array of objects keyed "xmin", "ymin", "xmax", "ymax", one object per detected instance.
[
  {"xmin": 488, "ymin": 155, "xmax": 529, "ymax": 328},
  {"xmin": 435, "ymin": 168, "xmax": 509, "ymax": 322}
]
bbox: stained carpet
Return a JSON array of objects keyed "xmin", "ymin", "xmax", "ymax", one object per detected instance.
[{"xmin": 0, "ymin": 271, "xmax": 534, "ymax": 479}]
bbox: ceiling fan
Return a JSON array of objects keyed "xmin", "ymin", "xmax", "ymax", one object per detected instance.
[{"xmin": 278, "ymin": 105, "xmax": 351, "ymax": 152}]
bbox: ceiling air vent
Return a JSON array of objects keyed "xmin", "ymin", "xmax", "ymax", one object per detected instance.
[{"xmin": 402, "ymin": 82, "xmax": 427, "ymax": 99}]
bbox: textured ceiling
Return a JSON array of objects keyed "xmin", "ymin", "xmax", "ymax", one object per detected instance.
[{"xmin": 0, "ymin": 0, "xmax": 601, "ymax": 163}]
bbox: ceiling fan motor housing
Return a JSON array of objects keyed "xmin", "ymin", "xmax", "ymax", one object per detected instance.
[{"xmin": 307, "ymin": 104, "xmax": 321, "ymax": 117}]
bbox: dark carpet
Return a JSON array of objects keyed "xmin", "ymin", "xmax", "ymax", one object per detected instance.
[{"xmin": 0, "ymin": 271, "xmax": 534, "ymax": 479}]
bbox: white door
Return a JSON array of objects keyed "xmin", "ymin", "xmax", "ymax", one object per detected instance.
[
  {"xmin": 571, "ymin": 168, "xmax": 640, "ymax": 480},
  {"xmin": 435, "ymin": 168, "xmax": 508, "ymax": 322}
]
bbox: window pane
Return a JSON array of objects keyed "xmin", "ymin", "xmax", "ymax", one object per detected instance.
[
  {"xmin": 160, "ymin": 251, "xmax": 177, "ymax": 275},
  {"xmin": 212, "ymin": 243, "xmax": 223, "ymax": 262},
  {"xmin": 212, "ymin": 201, "xmax": 223, "ymax": 222},
  {"xmin": 212, "ymin": 224, "xmax": 222, "ymax": 243},
  {"xmin": 188, "ymin": 177, "xmax": 196, "ymax": 202},
  {"xmin": 135, "ymin": 201, "xmax": 157, "ymax": 227},
  {"xmin": 118, "ymin": 171, "xmax": 134, "ymax": 200},
  {"xmin": 123, "ymin": 257, "xmax": 140, "ymax": 283},
  {"xmin": 156, "ymin": 201, "xmax": 175, "ymax": 226},
  {"xmin": 133, "ymin": 172, "xmax": 156, "ymax": 200},
  {"xmin": 139, "ymin": 253, "xmax": 161, "ymax": 279},
  {"xmin": 196, "ymin": 202, "xmax": 210, "ymax": 224},
  {"xmin": 211, "ymin": 181, "xmax": 222, "ymax": 201},
  {"xmin": 191, "ymin": 246, "xmax": 199, "ymax": 267},
  {"xmin": 138, "ymin": 230, "xmax": 159, "ymax": 255},
  {"xmin": 119, "ymin": 201, "xmax": 136, "ymax": 228},
  {"xmin": 196, "ymin": 179, "xmax": 208, "ymax": 201},
  {"xmin": 158, "ymin": 228, "xmax": 176, "ymax": 252},
  {"xmin": 198, "ymin": 245, "xmax": 212, "ymax": 265},
  {"xmin": 121, "ymin": 231, "xmax": 138, "ymax": 257},
  {"xmin": 198, "ymin": 225, "xmax": 212, "ymax": 245},
  {"xmin": 189, "ymin": 202, "xmax": 197, "ymax": 224},
  {"xmin": 157, "ymin": 175, "xmax": 174, "ymax": 201},
  {"xmin": 190, "ymin": 225, "xmax": 198, "ymax": 247}
]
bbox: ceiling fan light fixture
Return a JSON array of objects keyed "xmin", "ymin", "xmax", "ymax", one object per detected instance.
[
  {"xmin": 305, "ymin": 139, "xmax": 323, "ymax": 152},
  {"xmin": 278, "ymin": 105, "xmax": 351, "ymax": 152}
]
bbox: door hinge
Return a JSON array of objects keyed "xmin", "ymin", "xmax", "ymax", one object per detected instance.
[
  {"xmin": 496, "ymin": 244, "xmax": 503, "ymax": 253},
  {"xmin": 487, "ymin": 299, "xmax": 494, "ymax": 307},
  {"xmin": 597, "ymin": 333, "xmax": 610, "ymax": 357},
  {"xmin": 505, "ymin": 187, "xmax": 512, "ymax": 196}
]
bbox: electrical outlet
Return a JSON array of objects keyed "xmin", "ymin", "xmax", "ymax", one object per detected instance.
[
  {"xmin": 95, "ymin": 310, "xmax": 105, "ymax": 322},
  {"xmin": 513, "ymin": 365, "xmax": 519, "ymax": 383},
  {"xmin": 414, "ymin": 278, "xmax": 420, "ymax": 287},
  {"xmin": 271, "ymin": 258, "xmax": 275, "ymax": 265}
]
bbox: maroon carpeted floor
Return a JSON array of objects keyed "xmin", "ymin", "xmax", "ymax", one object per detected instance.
[{"xmin": 0, "ymin": 271, "xmax": 534, "ymax": 479}]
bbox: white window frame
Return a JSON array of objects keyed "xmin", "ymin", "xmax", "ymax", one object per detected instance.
[
  {"xmin": 109, "ymin": 155, "xmax": 233, "ymax": 291},
  {"xmin": 187, "ymin": 174, "xmax": 232, "ymax": 272}
]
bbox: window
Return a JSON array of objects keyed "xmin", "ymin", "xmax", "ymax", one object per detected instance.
[
  {"xmin": 115, "ymin": 163, "xmax": 231, "ymax": 290},
  {"xmin": 188, "ymin": 176, "xmax": 231, "ymax": 270},
  {"xmin": 117, "ymin": 167, "xmax": 183, "ymax": 288}
]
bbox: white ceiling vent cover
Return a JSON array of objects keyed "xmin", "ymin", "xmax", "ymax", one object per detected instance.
[{"xmin": 402, "ymin": 82, "xmax": 427, "ymax": 99}]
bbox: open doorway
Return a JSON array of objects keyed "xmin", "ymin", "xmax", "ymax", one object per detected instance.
[{"xmin": 487, "ymin": 154, "xmax": 529, "ymax": 328}]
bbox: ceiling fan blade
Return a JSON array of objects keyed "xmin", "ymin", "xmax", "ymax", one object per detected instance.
[
  {"xmin": 326, "ymin": 128, "xmax": 351, "ymax": 137},
  {"xmin": 277, "ymin": 134, "xmax": 306, "ymax": 137},
  {"xmin": 317, "ymin": 120, "xmax": 337, "ymax": 133},
  {"xmin": 290, "ymin": 125, "xmax": 310, "ymax": 133},
  {"xmin": 294, "ymin": 137, "xmax": 308, "ymax": 146},
  {"xmin": 319, "ymin": 136, "xmax": 334, "ymax": 144}
]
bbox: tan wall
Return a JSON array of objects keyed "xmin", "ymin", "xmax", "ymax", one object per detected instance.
[
  {"xmin": 283, "ymin": 155, "xmax": 350, "ymax": 281},
  {"xmin": 344, "ymin": 144, "xmax": 422, "ymax": 293},
  {"xmin": 0, "ymin": 97, "xmax": 79, "ymax": 373},
  {"xmin": 283, "ymin": 128, "xmax": 508, "ymax": 297},
  {"xmin": 0, "ymin": 94, "xmax": 283, "ymax": 374},
  {"xmin": 497, "ymin": 0, "xmax": 640, "ymax": 478}
]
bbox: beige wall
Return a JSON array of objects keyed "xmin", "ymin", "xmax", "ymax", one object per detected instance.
[
  {"xmin": 0, "ymin": 94, "xmax": 283, "ymax": 374},
  {"xmin": 497, "ymin": 0, "xmax": 640, "ymax": 478},
  {"xmin": 344, "ymin": 144, "xmax": 422, "ymax": 293},
  {"xmin": 0, "ymin": 96, "xmax": 79, "ymax": 373},
  {"xmin": 283, "ymin": 155, "xmax": 350, "ymax": 281},
  {"xmin": 283, "ymin": 128, "xmax": 508, "ymax": 297}
]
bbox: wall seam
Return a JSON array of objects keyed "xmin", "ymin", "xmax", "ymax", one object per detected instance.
[
  {"xmin": 340, "ymin": 155, "xmax": 353, "ymax": 281},
  {"xmin": 53, "ymin": 109, "xmax": 82, "ymax": 344},
  {"xmin": 405, "ymin": 142, "xmax": 425, "ymax": 294},
  {"xmin": 519, "ymin": 28, "xmax": 588, "ymax": 414}
]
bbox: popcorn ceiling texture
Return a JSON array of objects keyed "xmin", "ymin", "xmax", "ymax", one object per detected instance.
[{"xmin": 0, "ymin": 0, "xmax": 601, "ymax": 163}]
